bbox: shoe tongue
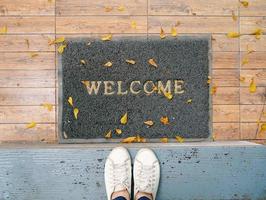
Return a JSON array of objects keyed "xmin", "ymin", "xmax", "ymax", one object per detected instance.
[{"xmin": 114, "ymin": 184, "xmax": 126, "ymax": 192}]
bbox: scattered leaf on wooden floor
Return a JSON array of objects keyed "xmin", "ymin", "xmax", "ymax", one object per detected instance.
[
  {"xmin": 49, "ymin": 37, "xmax": 65, "ymax": 45},
  {"xmin": 68, "ymin": 97, "xmax": 73, "ymax": 106},
  {"xmin": 26, "ymin": 122, "xmax": 36, "ymax": 129},
  {"xmin": 0, "ymin": 25, "xmax": 7, "ymax": 34},
  {"xmin": 258, "ymin": 123, "xmax": 266, "ymax": 138},
  {"xmin": 240, "ymin": 76, "xmax": 246, "ymax": 82},
  {"xmin": 117, "ymin": 5, "xmax": 125, "ymax": 11},
  {"xmin": 186, "ymin": 99, "xmax": 192, "ymax": 104},
  {"xmin": 231, "ymin": 10, "xmax": 237, "ymax": 21},
  {"xmin": 241, "ymin": 57, "xmax": 249, "ymax": 66},
  {"xmin": 115, "ymin": 129, "xmax": 122, "ymax": 135},
  {"xmin": 73, "ymin": 108, "xmax": 79, "ymax": 119},
  {"xmin": 251, "ymin": 28, "xmax": 263, "ymax": 40},
  {"xmin": 207, "ymin": 76, "xmax": 211, "ymax": 84},
  {"xmin": 120, "ymin": 112, "xmax": 128, "ymax": 125},
  {"xmin": 104, "ymin": 6, "xmax": 113, "ymax": 12},
  {"xmin": 160, "ymin": 27, "xmax": 166, "ymax": 39},
  {"xmin": 249, "ymin": 78, "xmax": 256, "ymax": 93},
  {"xmin": 148, "ymin": 58, "xmax": 158, "ymax": 68},
  {"xmin": 101, "ymin": 34, "xmax": 112, "ymax": 41},
  {"xmin": 126, "ymin": 59, "xmax": 136, "ymax": 65},
  {"xmin": 57, "ymin": 44, "xmax": 67, "ymax": 54},
  {"xmin": 160, "ymin": 137, "xmax": 168, "ymax": 143},
  {"xmin": 41, "ymin": 103, "xmax": 53, "ymax": 111},
  {"xmin": 227, "ymin": 32, "xmax": 240, "ymax": 38},
  {"xmin": 80, "ymin": 59, "xmax": 86, "ymax": 65},
  {"xmin": 160, "ymin": 116, "xmax": 169, "ymax": 125},
  {"xmin": 122, "ymin": 136, "xmax": 137, "ymax": 143},
  {"xmin": 30, "ymin": 53, "xmax": 39, "ymax": 58},
  {"xmin": 211, "ymin": 85, "xmax": 217, "ymax": 95},
  {"xmin": 247, "ymin": 45, "xmax": 255, "ymax": 54},
  {"xmin": 171, "ymin": 27, "xmax": 177, "ymax": 37},
  {"xmin": 131, "ymin": 21, "xmax": 137, "ymax": 29},
  {"xmin": 239, "ymin": 0, "xmax": 249, "ymax": 8},
  {"xmin": 144, "ymin": 120, "xmax": 154, "ymax": 127},
  {"xmin": 175, "ymin": 135, "xmax": 184, "ymax": 143},
  {"xmin": 104, "ymin": 61, "xmax": 113, "ymax": 67},
  {"xmin": 105, "ymin": 130, "xmax": 112, "ymax": 139}
]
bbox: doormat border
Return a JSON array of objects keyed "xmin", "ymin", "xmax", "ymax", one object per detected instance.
[{"xmin": 58, "ymin": 35, "xmax": 213, "ymax": 144}]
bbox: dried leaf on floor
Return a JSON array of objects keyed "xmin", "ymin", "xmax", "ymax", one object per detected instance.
[
  {"xmin": 227, "ymin": 32, "xmax": 240, "ymax": 38},
  {"xmin": 101, "ymin": 34, "xmax": 112, "ymax": 41},
  {"xmin": 120, "ymin": 112, "xmax": 128, "ymax": 125},
  {"xmin": 211, "ymin": 85, "xmax": 217, "ymax": 95},
  {"xmin": 247, "ymin": 45, "xmax": 255, "ymax": 54},
  {"xmin": 41, "ymin": 103, "xmax": 53, "ymax": 111},
  {"xmin": 30, "ymin": 53, "xmax": 39, "ymax": 58},
  {"xmin": 144, "ymin": 120, "xmax": 154, "ymax": 127},
  {"xmin": 160, "ymin": 116, "xmax": 169, "ymax": 125},
  {"xmin": 122, "ymin": 136, "xmax": 137, "ymax": 143},
  {"xmin": 171, "ymin": 27, "xmax": 177, "ymax": 37},
  {"xmin": 160, "ymin": 27, "xmax": 166, "ymax": 39},
  {"xmin": 68, "ymin": 97, "xmax": 73, "ymax": 106},
  {"xmin": 105, "ymin": 130, "xmax": 112, "ymax": 139},
  {"xmin": 258, "ymin": 123, "xmax": 266, "ymax": 138},
  {"xmin": 117, "ymin": 5, "xmax": 125, "ymax": 11},
  {"xmin": 131, "ymin": 21, "xmax": 137, "ymax": 29},
  {"xmin": 126, "ymin": 59, "xmax": 136, "ymax": 65},
  {"xmin": 136, "ymin": 135, "xmax": 146, "ymax": 143},
  {"xmin": 104, "ymin": 6, "xmax": 113, "ymax": 12},
  {"xmin": 0, "ymin": 25, "xmax": 7, "ymax": 34},
  {"xmin": 207, "ymin": 76, "xmax": 211, "ymax": 84},
  {"xmin": 251, "ymin": 28, "xmax": 263, "ymax": 40},
  {"xmin": 239, "ymin": 0, "xmax": 249, "ymax": 7},
  {"xmin": 57, "ymin": 44, "xmax": 67, "ymax": 54},
  {"xmin": 186, "ymin": 99, "xmax": 192, "ymax": 104},
  {"xmin": 80, "ymin": 59, "xmax": 86, "ymax": 65},
  {"xmin": 231, "ymin": 10, "xmax": 237, "ymax": 21},
  {"xmin": 104, "ymin": 61, "xmax": 113, "ymax": 67},
  {"xmin": 73, "ymin": 108, "xmax": 79, "ymax": 119},
  {"xmin": 26, "ymin": 122, "xmax": 36, "ymax": 129},
  {"xmin": 175, "ymin": 136, "xmax": 184, "ymax": 143},
  {"xmin": 241, "ymin": 57, "xmax": 249, "ymax": 66},
  {"xmin": 249, "ymin": 78, "xmax": 256, "ymax": 93},
  {"xmin": 148, "ymin": 58, "xmax": 158, "ymax": 68},
  {"xmin": 115, "ymin": 129, "xmax": 122, "ymax": 135},
  {"xmin": 81, "ymin": 80, "xmax": 90, "ymax": 87},
  {"xmin": 160, "ymin": 137, "xmax": 168, "ymax": 143},
  {"xmin": 164, "ymin": 92, "xmax": 173, "ymax": 100},
  {"xmin": 239, "ymin": 76, "xmax": 246, "ymax": 82},
  {"xmin": 49, "ymin": 37, "xmax": 65, "ymax": 45}
]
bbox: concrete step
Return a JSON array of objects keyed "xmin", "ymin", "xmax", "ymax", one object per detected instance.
[{"xmin": 0, "ymin": 141, "xmax": 266, "ymax": 200}]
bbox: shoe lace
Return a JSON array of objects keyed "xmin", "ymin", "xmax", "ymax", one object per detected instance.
[
  {"xmin": 136, "ymin": 164, "xmax": 156, "ymax": 192},
  {"xmin": 110, "ymin": 161, "xmax": 130, "ymax": 190}
]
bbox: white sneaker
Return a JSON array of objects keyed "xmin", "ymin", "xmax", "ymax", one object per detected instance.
[
  {"xmin": 105, "ymin": 146, "xmax": 132, "ymax": 200},
  {"xmin": 134, "ymin": 148, "xmax": 160, "ymax": 200}
]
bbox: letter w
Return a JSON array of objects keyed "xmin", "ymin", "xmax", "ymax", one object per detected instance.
[{"xmin": 86, "ymin": 81, "xmax": 102, "ymax": 95}]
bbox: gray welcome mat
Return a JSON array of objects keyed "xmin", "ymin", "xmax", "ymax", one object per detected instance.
[{"xmin": 59, "ymin": 36, "xmax": 211, "ymax": 143}]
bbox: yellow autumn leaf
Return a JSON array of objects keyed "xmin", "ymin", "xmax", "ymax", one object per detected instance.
[
  {"xmin": 144, "ymin": 120, "xmax": 154, "ymax": 126},
  {"xmin": 80, "ymin": 59, "xmax": 86, "ymax": 65},
  {"xmin": 258, "ymin": 124, "xmax": 266, "ymax": 138},
  {"xmin": 239, "ymin": 76, "xmax": 246, "ymax": 82},
  {"xmin": 160, "ymin": 116, "xmax": 169, "ymax": 125},
  {"xmin": 30, "ymin": 53, "xmax": 38, "ymax": 58},
  {"xmin": 160, "ymin": 137, "xmax": 168, "ymax": 143},
  {"xmin": 73, "ymin": 108, "xmax": 79, "ymax": 119},
  {"xmin": 0, "ymin": 25, "xmax": 7, "ymax": 34},
  {"xmin": 207, "ymin": 76, "xmax": 211, "ymax": 84},
  {"xmin": 115, "ymin": 129, "xmax": 122, "ymax": 135},
  {"xmin": 175, "ymin": 135, "xmax": 184, "ymax": 143},
  {"xmin": 104, "ymin": 61, "xmax": 113, "ymax": 67},
  {"xmin": 241, "ymin": 57, "xmax": 249, "ymax": 66},
  {"xmin": 131, "ymin": 21, "xmax": 137, "ymax": 29},
  {"xmin": 26, "ymin": 122, "xmax": 36, "ymax": 129},
  {"xmin": 240, "ymin": 0, "xmax": 249, "ymax": 8},
  {"xmin": 41, "ymin": 103, "xmax": 53, "ymax": 111},
  {"xmin": 251, "ymin": 28, "xmax": 263, "ymax": 40},
  {"xmin": 211, "ymin": 85, "xmax": 217, "ymax": 95},
  {"xmin": 105, "ymin": 130, "xmax": 112, "ymax": 139},
  {"xmin": 231, "ymin": 11, "xmax": 237, "ymax": 21},
  {"xmin": 122, "ymin": 136, "xmax": 137, "ymax": 143},
  {"xmin": 247, "ymin": 45, "xmax": 255, "ymax": 54},
  {"xmin": 68, "ymin": 97, "xmax": 73, "ymax": 106},
  {"xmin": 249, "ymin": 78, "xmax": 256, "ymax": 93},
  {"xmin": 81, "ymin": 80, "xmax": 90, "ymax": 87},
  {"xmin": 101, "ymin": 34, "xmax": 112, "ymax": 41},
  {"xmin": 148, "ymin": 58, "xmax": 158, "ymax": 68},
  {"xmin": 120, "ymin": 112, "xmax": 128, "ymax": 125},
  {"xmin": 126, "ymin": 59, "xmax": 136, "ymax": 65},
  {"xmin": 117, "ymin": 5, "xmax": 125, "ymax": 11},
  {"xmin": 57, "ymin": 44, "xmax": 67, "ymax": 54},
  {"xmin": 136, "ymin": 135, "xmax": 146, "ymax": 143},
  {"xmin": 164, "ymin": 92, "xmax": 173, "ymax": 100},
  {"xmin": 160, "ymin": 27, "xmax": 166, "ymax": 39},
  {"xmin": 49, "ymin": 37, "xmax": 65, "ymax": 45},
  {"xmin": 104, "ymin": 6, "xmax": 113, "ymax": 12},
  {"xmin": 227, "ymin": 32, "xmax": 240, "ymax": 38},
  {"xmin": 171, "ymin": 27, "xmax": 177, "ymax": 37},
  {"xmin": 186, "ymin": 99, "xmax": 192, "ymax": 104}
]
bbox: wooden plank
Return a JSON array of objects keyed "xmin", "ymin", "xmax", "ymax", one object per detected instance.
[
  {"xmin": 0, "ymin": 88, "xmax": 55, "ymax": 105},
  {"xmin": 241, "ymin": 123, "xmax": 266, "ymax": 139},
  {"xmin": 213, "ymin": 52, "xmax": 239, "ymax": 69},
  {"xmin": 56, "ymin": 0, "xmax": 147, "ymax": 16},
  {"xmin": 0, "ymin": 70, "xmax": 55, "ymax": 88},
  {"xmin": 240, "ymin": 87, "xmax": 265, "ymax": 104},
  {"xmin": 212, "ymin": 69, "xmax": 239, "ymax": 86},
  {"xmin": 0, "ymin": 124, "xmax": 56, "ymax": 143},
  {"xmin": 240, "ymin": 52, "xmax": 266, "ymax": 69},
  {"xmin": 0, "ymin": 17, "xmax": 55, "ymax": 34},
  {"xmin": 240, "ymin": 17, "xmax": 266, "ymax": 34},
  {"xmin": 240, "ymin": 69, "xmax": 266, "ymax": 86},
  {"xmin": 148, "ymin": 16, "xmax": 238, "ymax": 34},
  {"xmin": 0, "ymin": 143, "xmax": 265, "ymax": 200},
  {"xmin": 211, "ymin": 34, "xmax": 239, "ymax": 52},
  {"xmin": 56, "ymin": 16, "xmax": 147, "ymax": 34},
  {"xmin": 212, "ymin": 87, "xmax": 239, "ymax": 104},
  {"xmin": 240, "ymin": 35, "xmax": 266, "ymax": 52},
  {"xmin": 0, "ymin": 35, "xmax": 55, "ymax": 52},
  {"xmin": 240, "ymin": 0, "xmax": 266, "ymax": 16},
  {"xmin": 0, "ymin": 106, "xmax": 55, "ymax": 123},
  {"xmin": 148, "ymin": 0, "xmax": 239, "ymax": 16},
  {"xmin": 213, "ymin": 123, "xmax": 240, "ymax": 140},
  {"xmin": 0, "ymin": 52, "xmax": 55, "ymax": 70},
  {"xmin": 240, "ymin": 105, "xmax": 266, "ymax": 122},
  {"xmin": 213, "ymin": 105, "xmax": 239, "ymax": 122},
  {"xmin": 0, "ymin": 0, "xmax": 55, "ymax": 16}
]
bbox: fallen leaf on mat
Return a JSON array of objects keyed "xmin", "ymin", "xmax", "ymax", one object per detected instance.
[
  {"xmin": 160, "ymin": 137, "xmax": 168, "ymax": 143},
  {"xmin": 120, "ymin": 112, "xmax": 128, "ymax": 125},
  {"xmin": 81, "ymin": 80, "xmax": 90, "ymax": 87},
  {"xmin": 104, "ymin": 61, "xmax": 113, "ymax": 67},
  {"xmin": 68, "ymin": 97, "xmax": 73, "ymax": 106},
  {"xmin": 0, "ymin": 25, "xmax": 7, "ymax": 34},
  {"xmin": 57, "ymin": 44, "xmax": 67, "ymax": 54},
  {"xmin": 115, "ymin": 129, "xmax": 122, "ymax": 135},
  {"xmin": 126, "ymin": 59, "xmax": 136, "ymax": 65},
  {"xmin": 101, "ymin": 34, "xmax": 112, "ymax": 41},
  {"xmin": 175, "ymin": 136, "xmax": 184, "ymax": 143},
  {"xmin": 105, "ymin": 130, "xmax": 112, "ymax": 139},
  {"xmin": 136, "ymin": 135, "xmax": 146, "ymax": 143},
  {"xmin": 26, "ymin": 122, "xmax": 36, "ymax": 129},
  {"xmin": 131, "ymin": 21, "xmax": 137, "ymax": 29},
  {"xmin": 164, "ymin": 92, "xmax": 173, "ymax": 100},
  {"xmin": 122, "ymin": 136, "xmax": 137, "ymax": 143},
  {"xmin": 160, "ymin": 116, "xmax": 169, "ymax": 125},
  {"xmin": 80, "ymin": 59, "xmax": 86, "ymax": 65},
  {"xmin": 160, "ymin": 27, "xmax": 166, "ymax": 39},
  {"xmin": 144, "ymin": 120, "xmax": 154, "ymax": 127},
  {"xmin": 148, "ymin": 58, "xmax": 158, "ymax": 68},
  {"xmin": 249, "ymin": 78, "xmax": 256, "ymax": 93},
  {"xmin": 186, "ymin": 99, "xmax": 192, "ymax": 104},
  {"xmin": 73, "ymin": 108, "xmax": 79, "ymax": 119},
  {"xmin": 207, "ymin": 76, "xmax": 211, "ymax": 84},
  {"xmin": 41, "ymin": 103, "xmax": 53, "ymax": 111},
  {"xmin": 239, "ymin": 0, "xmax": 249, "ymax": 8},
  {"xmin": 251, "ymin": 28, "xmax": 263, "ymax": 40},
  {"xmin": 227, "ymin": 32, "xmax": 240, "ymax": 38},
  {"xmin": 171, "ymin": 27, "xmax": 177, "ymax": 37}
]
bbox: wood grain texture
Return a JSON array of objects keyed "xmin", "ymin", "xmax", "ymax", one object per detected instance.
[
  {"xmin": 213, "ymin": 123, "xmax": 240, "ymax": 140},
  {"xmin": 240, "ymin": 52, "xmax": 266, "ymax": 69},
  {"xmin": 240, "ymin": 69, "xmax": 266, "ymax": 86},
  {"xmin": 148, "ymin": 16, "xmax": 238, "ymax": 34},
  {"xmin": 240, "ymin": 0, "xmax": 266, "ymax": 16},
  {"xmin": 212, "ymin": 87, "xmax": 239, "ymax": 104},
  {"xmin": 240, "ymin": 105, "xmax": 266, "ymax": 122},
  {"xmin": 56, "ymin": 16, "xmax": 147, "ymax": 34},
  {"xmin": 0, "ymin": 0, "xmax": 55, "ymax": 16},
  {"xmin": 213, "ymin": 52, "xmax": 239, "ymax": 69},
  {"xmin": 0, "ymin": 88, "xmax": 55, "ymax": 105},
  {"xmin": 240, "ymin": 87, "xmax": 265, "ymax": 104},
  {"xmin": 56, "ymin": 0, "xmax": 147, "ymax": 16},
  {"xmin": 148, "ymin": 0, "xmax": 239, "ymax": 16},
  {"xmin": 0, "ymin": 124, "xmax": 56, "ymax": 143},
  {"xmin": 211, "ymin": 34, "xmax": 239, "ymax": 51},
  {"xmin": 241, "ymin": 123, "xmax": 266, "ymax": 139},
  {"xmin": 212, "ymin": 70, "xmax": 239, "ymax": 86},
  {"xmin": 0, "ymin": 106, "xmax": 55, "ymax": 123},
  {"xmin": 213, "ymin": 105, "xmax": 240, "ymax": 122},
  {"xmin": 240, "ymin": 17, "xmax": 266, "ymax": 34},
  {"xmin": 0, "ymin": 52, "xmax": 55, "ymax": 70},
  {"xmin": 240, "ymin": 35, "xmax": 266, "ymax": 51},
  {"xmin": 0, "ymin": 70, "xmax": 55, "ymax": 88}
]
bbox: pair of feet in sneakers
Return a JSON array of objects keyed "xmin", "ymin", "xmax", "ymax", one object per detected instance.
[{"xmin": 105, "ymin": 147, "xmax": 160, "ymax": 200}]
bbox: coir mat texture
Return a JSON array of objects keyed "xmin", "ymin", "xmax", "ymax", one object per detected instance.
[{"xmin": 58, "ymin": 36, "xmax": 211, "ymax": 143}]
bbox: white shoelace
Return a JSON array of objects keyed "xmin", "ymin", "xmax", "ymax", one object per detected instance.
[
  {"xmin": 136, "ymin": 164, "xmax": 156, "ymax": 192},
  {"xmin": 110, "ymin": 161, "xmax": 129, "ymax": 190}
]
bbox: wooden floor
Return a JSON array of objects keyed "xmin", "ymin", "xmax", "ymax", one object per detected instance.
[{"xmin": 0, "ymin": 0, "xmax": 266, "ymax": 144}]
